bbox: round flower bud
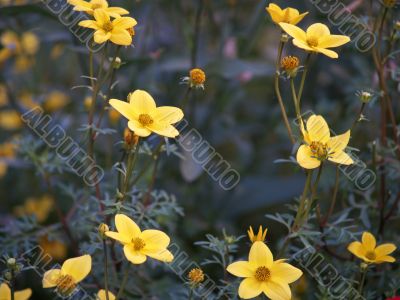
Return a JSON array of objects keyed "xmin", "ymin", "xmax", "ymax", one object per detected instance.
[
  {"xmin": 7, "ymin": 258, "xmax": 16, "ymax": 268},
  {"xmin": 359, "ymin": 91, "xmax": 372, "ymax": 103},
  {"xmin": 98, "ymin": 223, "xmax": 109, "ymax": 239},
  {"xmin": 112, "ymin": 57, "xmax": 122, "ymax": 69},
  {"xmin": 188, "ymin": 268, "xmax": 205, "ymax": 285}
]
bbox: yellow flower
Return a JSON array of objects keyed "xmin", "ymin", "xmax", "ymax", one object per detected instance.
[
  {"xmin": 0, "ymin": 283, "xmax": 31, "ymax": 300},
  {"xmin": 97, "ymin": 289, "xmax": 116, "ymax": 300},
  {"xmin": 0, "ymin": 110, "xmax": 22, "ymax": 130},
  {"xmin": 20, "ymin": 32, "xmax": 40, "ymax": 56},
  {"xmin": 347, "ymin": 232, "xmax": 396, "ymax": 264},
  {"xmin": 43, "ymin": 255, "xmax": 92, "ymax": 296},
  {"xmin": 227, "ymin": 241, "xmax": 302, "ymax": 299},
  {"xmin": 188, "ymin": 268, "xmax": 205, "ymax": 285},
  {"xmin": 78, "ymin": 9, "xmax": 137, "ymax": 46},
  {"xmin": 248, "ymin": 226, "xmax": 268, "ymax": 243},
  {"xmin": 14, "ymin": 195, "xmax": 54, "ymax": 223},
  {"xmin": 279, "ymin": 23, "xmax": 350, "ymax": 58},
  {"xmin": 109, "ymin": 90, "xmax": 184, "ymax": 138},
  {"xmin": 39, "ymin": 236, "xmax": 68, "ymax": 261},
  {"xmin": 266, "ymin": 3, "xmax": 308, "ymax": 25},
  {"xmin": 296, "ymin": 115, "xmax": 353, "ymax": 169},
  {"xmin": 189, "ymin": 68, "xmax": 206, "ymax": 88},
  {"xmin": 105, "ymin": 214, "xmax": 174, "ymax": 264},
  {"xmin": 43, "ymin": 91, "xmax": 70, "ymax": 112},
  {"xmin": 68, "ymin": 0, "xmax": 129, "ymax": 18}
]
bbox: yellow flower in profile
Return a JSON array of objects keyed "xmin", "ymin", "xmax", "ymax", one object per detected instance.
[
  {"xmin": 266, "ymin": 3, "xmax": 308, "ymax": 25},
  {"xmin": 97, "ymin": 289, "xmax": 116, "ymax": 300},
  {"xmin": 248, "ymin": 226, "xmax": 268, "ymax": 243},
  {"xmin": 39, "ymin": 236, "xmax": 68, "ymax": 261},
  {"xmin": 347, "ymin": 232, "xmax": 396, "ymax": 264},
  {"xmin": 0, "ymin": 110, "xmax": 22, "ymax": 130},
  {"xmin": 0, "ymin": 283, "xmax": 31, "ymax": 300},
  {"xmin": 43, "ymin": 255, "xmax": 92, "ymax": 296},
  {"xmin": 227, "ymin": 241, "xmax": 302, "ymax": 299},
  {"xmin": 297, "ymin": 115, "xmax": 353, "ymax": 169},
  {"xmin": 43, "ymin": 91, "xmax": 70, "ymax": 112},
  {"xmin": 68, "ymin": 0, "xmax": 129, "ymax": 18},
  {"xmin": 78, "ymin": 9, "xmax": 137, "ymax": 46},
  {"xmin": 279, "ymin": 23, "xmax": 350, "ymax": 58},
  {"xmin": 14, "ymin": 195, "xmax": 54, "ymax": 223},
  {"xmin": 109, "ymin": 90, "xmax": 184, "ymax": 138},
  {"xmin": 106, "ymin": 214, "xmax": 174, "ymax": 264}
]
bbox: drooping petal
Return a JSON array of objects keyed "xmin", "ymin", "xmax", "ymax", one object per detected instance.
[
  {"xmin": 266, "ymin": 4, "xmax": 284, "ymax": 24},
  {"xmin": 238, "ymin": 278, "xmax": 263, "ymax": 299},
  {"xmin": 110, "ymin": 29, "xmax": 132, "ymax": 46},
  {"xmin": 279, "ymin": 23, "xmax": 307, "ymax": 42},
  {"xmin": 306, "ymin": 23, "xmax": 330, "ymax": 38},
  {"xmin": 292, "ymin": 39, "xmax": 314, "ymax": 52},
  {"xmin": 249, "ymin": 241, "xmax": 273, "ymax": 267},
  {"xmin": 109, "ymin": 99, "xmax": 137, "ymax": 121},
  {"xmin": 105, "ymin": 231, "xmax": 130, "ymax": 244},
  {"xmin": 97, "ymin": 289, "xmax": 116, "ymax": 300},
  {"xmin": 375, "ymin": 243, "xmax": 397, "ymax": 257},
  {"xmin": 78, "ymin": 20, "xmax": 100, "ymax": 30},
  {"xmin": 113, "ymin": 17, "xmax": 137, "ymax": 29},
  {"xmin": 128, "ymin": 90, "xmax": 157, "ymax": 114},
  {"xmin": 42, "ymin": 269, "xmax": 62, "ymax": 288},
  {"xmin": 376, "ymin": 255, "xmax": 396, "ymax": 263},
  {"xmin": 123, "ymin": 245, "xmax": 147, "ymax": 264},
  {"xmin": 296, "ymin": 145, "xmax": 321, "ymax": 169},
  {"xmin": 271, "ymin": 261, "xmax": 303, "ymax": 284},
  {"xmin": 318, "ymin": 34, "xmax": 350, "ymax": 48},
  {"xmin": 306, "ymin": 115, "xmax": 330, "ymax": 143},
  {"xmin": 227, "ymin": 261, "xmax": 255, "ymax": 278},
  {"xmin": 149, "ymin": 124, "xmax": 180, "ymax": 138},
  {"xmin": 347, "ymin": 241, "xmax": 365, "ymax": 259},
  {"xmin": 94, "ymin": 30, "xmax": 111, "ymax": 44},
  {"xmin": 361, "ymin": 232, "xmax": 376, "ymax": 251},
  {"xmin": 61, "ymin": 255, "xmax": 92, "ymax": 283},
  {"xmin": 143, "ymin": 248, "xmax": 174, "ymax": 262},
  {"xmin": 141, "ymin": 229, "xmax": 170, "ymax": 250},
  {"xmin": 14, "ymin": 289, "xmax": 32, "ymax": 300},
  {"xmin": 115, "ymin": 214, "xmax": 141, "ymax": 240},
  {"xmin": 314, "ymin": 47, "xmax": 339, "ymax": 58},
  {"xmin": 293, "ymin": 12, "xmax": 309, "ymax": 25},
  {"xmin": 328, "ymin": 151, "xmax": 353, "ymax": 165},
  {"xmin": 153, "ymin": 106, "xmax": 184, "ymax": 125},
  {"xmin": 127, "ymin": 120, "xmax": 152, "ymax": 137},
  {"xmin": 0, "ymin": 283, "xmax": 11, "ymax": 298},
  {"xmin": 329, "ymin": 130, "xmax": 350, "ymax": 154},
  {"xmin": 263, "ymin": 281, "xmax": 291, "ymax": 300}
]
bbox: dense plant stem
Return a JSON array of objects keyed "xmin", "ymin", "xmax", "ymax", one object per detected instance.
[
  {"xmin": 321, "ymin": 166, "xmax": 340, "ymax": 226},
  {"xmin": 116, "ymin": 265, "xmax": 130, "ymax": 300},
  {"xmin": 103, "ymin": 240, "xmax": 110, "ymax": 300},
  {"xmin": 121, "ymin": 138, "xmax": 140, "ymax": 200},
  {"xmin": 10, "ymin": 269, "xmax": 15, "ymax": 300},
  {"xmin": 290, "ymin": 78, "xmax": 301, "ymax": 125},
  {"xmin": 358, "ymin": 266, "xmax": 368, "ymax": 295},
  {"xmin": 296, "ymin": 53, "xmax": 311, "ymax": 108}
]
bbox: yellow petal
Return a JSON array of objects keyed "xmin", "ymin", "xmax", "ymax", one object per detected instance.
[
  {"xmin": 14, "ymin": 289, "xmax": 32, "ymax": 300},
  {"xmin": 318, "ymin": 34, "xmax": 350, "ymax": 48},
  {"xmin": 153, "ymin": 106, "xmax": 184, "ymax": 125},
  {"xmin": 149, "ymin": 124, "xmax": 180, "ymax": 138},
  {"xmin": 347, "ymin": 241, "xmax": 365, "ymax": 258},
  {"xmin": 61, "ymin": 255, "xmax": 92, "ymax": 283},
  {"xmin": 376, "ymin": 255, "xmax": 396, "ymax": 263},
  {"xmin": 105, "ymin": 231, "xmax": 130, "ymax": 244},
  {"xmin": 68, "ymin": 0, "xmax": 91, "ymax": 8},
  {"xmin": 292, "ymin": 39, "xmax": 314, "ymax": 52},
  {"xmin": 375, "ymin": 243, "xmax": 396, "ymax": 257},
  {"xmin": 263, "ymin": 281, "xmax": 291, "ymax": 300},
  {"xmin": 128, "ymin": 120, "xmax": 152, "ymax": 137},
  {"xmin": 109, "ymin": 99, "xmax": 137, "ymax": 121},
  {"xmin": 329, "ymin": 130, "xmax": 350, "ymax": 154},
  {"xmin": 105, "ymin": 7, "xmax": 129, "ymax": 18},
  {"xmin": 296, "ymin": 145, "xmax": 321, "ymax": 169},
  {"xmin": 279, "ymin": 23, "xmax": 306, "ymax": 42},
  {"xmin": 72, "ymin": 5, "xmax": 93, "ymax": 12},
  {"xmin": 97, "ymin": 289, "xmax": 116, "ymax": 300},
  {"xmin": 123, "ymin": 245, "xmax": 147, "ymax": 264},
  {"xmin": 227, "ymin": 261, "xmax": 255, "ymax": 278},
  {"xmin": 271, "ymin": 261, "xmax": 303, "ymax": 284},
  {"xmin": 128, "ymin": 90, "xmax": 157, "ymax": 114},
  {"xmin": 110, "ymin": 29, "xmax": 132, "ymax": 46},
  {"xmin": 238, "ymin": 278, "xmax": 263, "ymax": 299},
  {"xmin": 283, "ymin": 8, "xmax": 300, "ymax": 24},
  {"xmin": 78, "ymin": 20, "xmax": 99, "ymax": 30},
  {"xmin": 249, "ymin": 241, "xmax": 273, "ymax": 267},
  {"xmin": 115, "ymin": 214, "xmax": 141, "ymax": 240},
  {"xmin": 306, "ymin": 115, "xmax": 330, "ymax": 143},
  {"xmin": 328, "ymin": 151, "xmax": 353, "ymax": 165},
  {"xmin": 43, "ymin": 269, "xmax": 61, "ymax": 288},
  {"xmin": 266, "ymin": 4, "xmax": 284, "ymax": 24},
  {"xmin": 293, "ymin": 12, "xmax": 308, "ymax": 25},
  {"xmin": 314, "ymin": 47, "xmax": 339, "ymax": 58},
  {"xmin": 113, "ymin": 17, "xmax": 137, "ymax": 29},
  {"xmin": 361, "ymin": 232, "xmax": 376, "ymax": 251},
  {"xmin": 306, "ymin": 23, "xmax": 330, "ymax": 38},
  {"xmin": 141, "ymin": 229, "xmax": 170, "ymax": 250},
  {"xmin": 142, "ymin": 248, "xmax": 174, "ymax": 262},
  {"xmin": 0, "ymin": 283, "xmax": 11, "ymax": 298},
  {"xmin": 94, "ymin": 9, "xmax": 110, "ymax": 26},
  {"xmin": 94, "ymin": 30, "xmax": 111, "ymax": 44}
]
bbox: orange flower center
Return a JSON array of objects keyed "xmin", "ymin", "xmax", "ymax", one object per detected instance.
[
  {"xmin": 307, "ymin": 36, "xmax": 319, "ymax": 47},
  {"xmin": 188, "ymin": 268, "xmax": 205, "ymax": 284},
  {"xmin": 138, "ymin": 114, "xmax": 154, "ymax": 126},
  {"xmin": 132, "ymin": 237, "xmax": 146, "ymax": 251},
  {"xmin": 254, "ymin": 266, "xmax": 271, "ymax": 282},
  {"xmin": 56, "ymin": 275, "xmax": 76, "ymax": 296},
  {"xmin": 103, "ymin": 21, "xmax": 114, "ymax": 32},
  {"xmin": 365, "ymin": 251, "xmax": 376, "ymax": 261},
  {"xmin": 190, "ymin": 68, "xmax": 206, "ymax": 85},
  {"xmin": 310, "ymin": 141, "xmax": 329, "ymax": 161}
]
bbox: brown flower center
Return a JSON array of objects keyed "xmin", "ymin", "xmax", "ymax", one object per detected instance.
[
  {"xmin": 307, "ymin": 36, "xmax": 319, "ymax": 47},
  {"xmin": 103, "ymin": 21, "xmax": 114, "ymax": 32},
  {"xmin": 132, "ymin": 237, "xmax": 146, "ymax": 251},
  {"xmin": 56, "ymin": 275, "xmax": 76, "ymax": 296},
  {"xmin": 310, "ymin": 141, "xmax": 329, "ymax": 161},
  {"xmin": 365, "ymin": 251, "xmax": 376, "ymax": 261},
  {"xmin": 254, "ymin": 266, "xmax": 271, "ymax": 282},
  {"xmin": 138, "ymin": 113, "xmax": 154, "ymax": 126}
]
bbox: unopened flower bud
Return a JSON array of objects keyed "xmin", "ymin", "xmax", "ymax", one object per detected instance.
[
  {"xmin": 395, "ymin": 21, "xmax": 400, "ymax": 31},
  {"xmin": 124, "ymin": 127, "xmax": 139, "ymax": 147},
  {"xmin": 280, "ymin": 33, "xmax": 289, "ymax": 43},
  {"xmin": 4, "ymin": 271, "xmax": 12, "ymax": 281},
  {"xmin": 359, "ymin": 91, "xmax": 372, "ymax": 103},
  {"xmin": 7, "ymin": 258, "xmax": 16, "ymax": 268},
  {"xmin": 112, "ymin": 57, "xmax": 122, "ymax": 69},
  {"xmin": 98, "ymin": 223, "xmax": 109, "ymax": 239}
]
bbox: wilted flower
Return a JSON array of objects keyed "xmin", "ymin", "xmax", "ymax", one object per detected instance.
[
  {"xmin": 348, "ymin": 232, "xmax": 396, "ymax": 264},
  {"xmin": 248, "ymin": 226, "xmax": 268, "ymax": 243},
  {"xmin": 68, "ymin": 0, "xmax": 129, "ymax": 17},
  {"xmin": 123, "ymin": 127, "xmax": 139, "ymax": 147},
  {"xmin": 281, "ymin": 55, "xmax": 300, "ymax": 77},
  {"xmin": 106, "ymin": 214, "xmax": 174, "ymax": 264},
  {"xmin": 227, "ymin": 241, "xmax": 303, "ymax": 299},
  {"xmin": 39, "ymin": 236, "xmax": 68, "ymax": 261},
  {"xmin": 43, "ymin": 255, "xmax": 92, "ymax": 296},
  {"xmin": 280, "ymin": 23, "xmax": 350, "ymax": 58},
  {"xmin": 0, "ymin": 283, "xmax": 31, "ymax": 300},
  {"xmin": 266, "ymin": 3, "xmax": 308, "ymax": 25},
  {"xmin": 188, "ymin": 268, "xmax": 205, "ymax": 285}
]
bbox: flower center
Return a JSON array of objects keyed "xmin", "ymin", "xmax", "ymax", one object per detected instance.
[
  {"xmin": 138, "ymin": 113, "xmax": 154, "ymax": 126},
  {"xmin": 103, "ymin": 21, "xmax": 114, "ymax": 32},
  {"xmin": 307, "ymin": 36, "xmax": 319, "ymax": 47},
  {"xmin": 310, "ymin": 141, "xmax": 329, "ymax": 161},
  {"xmin": 132, "ymin": 237, "xmax": 146, "ymax": 251},
  {"xmin": 56, "ymin": 275, "xmax": 76, "ymax": 296},
  {"xmin": 254, "ymin": 266, "xmax": 271, "ymax": 282},
  {"xmin": 365, "ymin": 251, "xmax": 376, "ymax": 261}
]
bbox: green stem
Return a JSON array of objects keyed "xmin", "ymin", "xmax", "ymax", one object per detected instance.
[
  {"xmin": 322, "ymin": 165, "xmax": 340, "ymax": 226},
  {"xmin": 290, "ymin": 78, "xmax": 301, "ymax": 125},
  {"xmin": 121, "ymin": 139, "xmax": 140, "ymax": 200},
  {"xmin": 358, "ymin": 266, "xmax": 368, "ymax": 295},
  {"xmin": 292, "ymin": 170, "xmax": 313, "ymax": 231},
  {"xmin": 115, "ymin": 265, "xmax": 130, "ymax": 300},
  {"xmin": 188, "ymin": 288, "xmax": 194, "ymax": 300},
  {"xmin": 297, "ymin": 53, "xmax": 311, "ymax": 108},
  {"xmin": 103, "ymin": 240, "xmax": 110, "ymax": 300},
  {"xmin": 351, "ymin": 103, "xmax": 366, "ymax": 132},
  {"xmin": 10, "ymin": 269, "xmax": 15, "ymax": 300}
]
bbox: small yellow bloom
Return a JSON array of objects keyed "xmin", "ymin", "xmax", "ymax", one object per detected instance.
[
  {"xmin": 106, "ymin": 214, "xmax": 174, "ymax": 264},
  {"xmin": 97, "ymin": 289, "xmax": 116, "ymax": 300},
  {"xmin": 43, "ymin": 91, "xmax": 69, "ymax": 112},
  {"xmin": 279, "ymin": 23, "xmax": 350, "ymax": 58},
  {"xmin": 227, "ymin": 241, "xmax": 302, "ymax": 299},
  {"xmin": 43, "ymin": 255, "xmax": 92, "ymax": 296},
  {"xmin": 108, "ymin": 107, "xmax": 121, "ymax": 124},
  {"xmin": 347, "ymin": 232, "xmax": 396, "ymax": 264},
  {"xmin": 39, "ymin": 236, "xmax": 68, "ymax": 261},
  {"xmin": 109, "ymin": 90, "xmax": 184, "ymax": 138},
  {"xmin": 0, "ymin": 283, "xmax": 31, "ymax": 300},
  {"xmin": 78, "ymin": 9, "xmax": 137, "ymax": 46},
  {"xmin": 189, "ymin": 68, "xmax": 206, "ymax": 88},
  {"xmin": 188, "ymin": 268, "xmax": 205, "ymax": 285},
  {"xmin": 14, "ymin": 195, "xmax": 54, "ymax": 223},
  {"xmin": 297, "ymin": 115, "xmax": 353, "ymax": 169},
  {"xmin": 266, "ymin": 3, "xmax": 308, "ymax": 25},
  {"xmin": 0, "ymin": 110, "xmax": 22, "ymax": 130},
  {"xmin": 68, "ymin": 0, "xmax": 129, "ymax": 18},
  {"xmin": 248, "ymin": 226, "xmax": 268, "ymax": 243}
]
